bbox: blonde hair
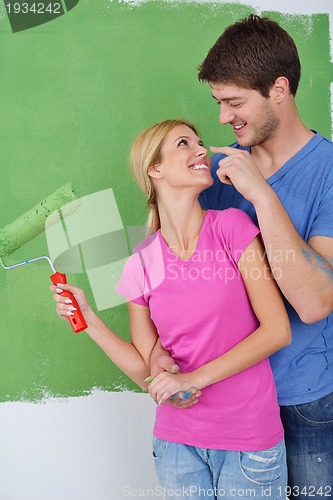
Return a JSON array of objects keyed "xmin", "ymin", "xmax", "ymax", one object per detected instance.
[{"xmin": 130, "ymin": 119, "xmax": 199, "ymax": 232}]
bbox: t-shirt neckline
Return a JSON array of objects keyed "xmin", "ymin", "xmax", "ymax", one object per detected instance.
[{"xmin": 158, "ymin": 210, "xmax": 210, "ymax": 266}]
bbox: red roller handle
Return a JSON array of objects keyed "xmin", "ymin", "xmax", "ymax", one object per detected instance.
[{"xmin": 50, "ymin": 272, "xmax": 88, "ymax": 333}]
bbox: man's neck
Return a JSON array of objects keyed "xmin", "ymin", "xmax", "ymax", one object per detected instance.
[{"xmin": 251, "ymin": 117, "xmax": 314, "ymax": 179}]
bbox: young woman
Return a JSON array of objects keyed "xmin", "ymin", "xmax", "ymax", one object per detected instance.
[{"xmin": 51, "ymin": 119, "xmax": 291, "ymax": 499}]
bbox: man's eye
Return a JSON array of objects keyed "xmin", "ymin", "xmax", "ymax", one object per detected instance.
[{"xmin": 230, "ymin": 103, "xmax": 242, "ymax": 108}]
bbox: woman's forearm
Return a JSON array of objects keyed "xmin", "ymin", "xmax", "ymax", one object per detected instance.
[
  {"xmin": 84, "ymin": 309, "xmax": 150, "ymax": 389},
  {"xmin": 148, "ymin": 322, "xmax": 291, "ymax": 404},
  {"xmin": 192, "ymin": 323, "xmax": 290, "ymax": 390}
]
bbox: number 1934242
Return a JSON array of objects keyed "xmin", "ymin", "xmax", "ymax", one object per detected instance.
[
  {"xmin": 5, "ymin": 2, "xmax": 62, "ymax": 14},
  {"xmin": 280, "ymin": 486, "xmax": 332, "ymax": 497}
]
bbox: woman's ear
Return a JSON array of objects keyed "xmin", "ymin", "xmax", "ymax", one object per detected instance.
[{"xmin": 148, "ymin": 164, "xmax": 163, "ymax": 179}]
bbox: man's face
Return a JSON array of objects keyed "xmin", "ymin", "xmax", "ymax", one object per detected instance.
[{"xmin": 210, "ymin": 82, "xmax": 280, "ymax": 148}]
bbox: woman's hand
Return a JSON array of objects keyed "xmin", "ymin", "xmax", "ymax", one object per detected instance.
[
  {"xmin": 50, "ymin": 282, "xmax": 92, "ymax": 322},
  {"xmin": 148, "ymin": 371, "xmax": 200, "ymax": 406},
  {"xmin": 165, "ymin": 389, "xmax": 201, "ymax": 409}
]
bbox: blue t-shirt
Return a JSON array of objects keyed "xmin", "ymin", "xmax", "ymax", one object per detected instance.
[{"xmin": 199, "ymin": 132, "xmax": 333, "ymax": 406}]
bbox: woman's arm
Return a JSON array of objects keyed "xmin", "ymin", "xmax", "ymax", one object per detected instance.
[
  {"xmin": 51, "ymin": 283, "xmax": 158, "ymax": 390},
  {"xmin": 148, "ymin": 236, "xmax": 291, "ymax": 404}
]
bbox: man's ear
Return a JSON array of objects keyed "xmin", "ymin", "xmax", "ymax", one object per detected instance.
[
  {"xmin": 148, "ymin": 164, "xmax": 163, "ymax": 179},
  {"xmin": 271, "ymin": 76, "xmax": 289, "ymax": 103}
]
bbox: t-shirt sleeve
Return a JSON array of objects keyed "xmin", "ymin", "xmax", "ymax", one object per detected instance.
[
  {"xmin": 309, "ymin": 179, "xmax": 333, "ymax": 239},
  {"xmin": 116, "ymin": 232, "xmax": 165, "ymax": 306},
  {"xmin": 220, "ymin": 208, "xmax": 260, "ymax": 263},
  {"xmin": 115, "ymin": 252, "xmax": 148, "ymax": 306}
]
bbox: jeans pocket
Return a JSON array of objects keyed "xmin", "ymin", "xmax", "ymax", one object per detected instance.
[
  {"xmin": 239, "ymin": 440, "xmax": 286, "ymax": 485},
  {"xmin": 152, "ymin": 437, "xmax": 169, "ymax": 460},
  {"xmin": 291, "ymin": 391, "xmax": 333, "ymax": 425}
]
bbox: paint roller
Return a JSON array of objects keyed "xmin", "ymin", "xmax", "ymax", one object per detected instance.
[{"xmin": 0, "ymin": 184, "xmax": 88, "ymax": 333}]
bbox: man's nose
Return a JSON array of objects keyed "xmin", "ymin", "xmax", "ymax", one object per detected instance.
[{"xmin": 219, "ymin": 104, "xmax": 235, "ymax": 125}]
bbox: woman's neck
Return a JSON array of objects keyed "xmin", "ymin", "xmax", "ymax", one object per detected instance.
[{"xmin": 157, "ymin": 195, "xmax": 206, "ymax": 259}]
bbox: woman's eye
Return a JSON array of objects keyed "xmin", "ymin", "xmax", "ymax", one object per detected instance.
[{"xmin": 178, "ymin": 138, "xmax": 188, "ymax": 146}]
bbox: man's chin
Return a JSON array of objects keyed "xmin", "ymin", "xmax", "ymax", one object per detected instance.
[{"xmin": 235, "ymin": 137, "xmax": 251, "ymax": 148}]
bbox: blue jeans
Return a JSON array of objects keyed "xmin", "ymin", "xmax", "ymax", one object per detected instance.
[
  {"xmin": 280, "ymin": 390, "xmax": 333, "ymax": 499},
  {"xmin": 152, "ymin": 437, "xmax": 287, "ymax": 499}
]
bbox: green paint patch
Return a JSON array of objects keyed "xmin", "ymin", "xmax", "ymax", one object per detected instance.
[{"xmin": 0, "ymin": 1, "xmax": 332, "ymax": 402}]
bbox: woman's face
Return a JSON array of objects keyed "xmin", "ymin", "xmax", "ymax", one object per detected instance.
[{"xmin": 153, "ymin": 124, "xmax": 213, "ymax": 191}]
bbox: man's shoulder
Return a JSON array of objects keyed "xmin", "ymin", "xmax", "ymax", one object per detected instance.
[
  {"xmin": 310, "ymin": 132, "xmax": 333, "ymax": 157},
  {"xmin": 305, "ymin": 133, "xmax": 333, "ymax": 180}
]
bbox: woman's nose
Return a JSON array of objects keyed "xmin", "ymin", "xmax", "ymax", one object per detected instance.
[{"xmin": 196, "ymin": 145, "xmax": 208, "ymax": 157}]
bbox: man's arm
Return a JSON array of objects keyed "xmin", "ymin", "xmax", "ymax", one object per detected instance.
[
  {"xmin": 213, "ymin": 146, "xmax": 333, "ymax": 323},
  {"xmin": 254, "ymin": 192, "xmax": 333, "ymax": 323},
  {"xmin": 148, "ymin": 338, "xmax": 179, "ymax": 380},
  {"xmin": 148, "ymin": 338, "xmax": 201, "ymax": 408}
]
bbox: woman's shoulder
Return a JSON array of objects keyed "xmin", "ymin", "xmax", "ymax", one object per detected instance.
[
  {"xmin": 206, "ymin": 208, "xmax": 260, "ymax": 254},
  {"xmin": 132, "ymin": 230, "xmax": 160, "ymax": 255},
  {"xmin": 207, "ymin": 207, "xmax": 254, "ymax": 225},
  {"xmin": 128, "ymin": 230, "xmax": 163, "ymax": 271}
]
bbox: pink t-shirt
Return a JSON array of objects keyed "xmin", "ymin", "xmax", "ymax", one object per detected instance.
[{"xmin": 116, "ymin": 209, "xmax": 284, "ymax": 451}]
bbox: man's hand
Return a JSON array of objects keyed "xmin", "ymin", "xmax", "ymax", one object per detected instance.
[
  {"xmin": 147, "ymin": 340, "xmax": 201, "ymax": 408},
  {"xmin": 148, "ymin": 352, "xmax": 179, "ymax": 382},
  {"xmin": 147, "ymin": 371, "xmax": 201, "ymax": 407},
  {"xmin": 210, "ymin": 146, "xmax": 270, "ymax": 204}
]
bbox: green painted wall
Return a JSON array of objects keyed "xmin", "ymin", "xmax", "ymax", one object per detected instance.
[{"xmin": 0, "ymin": 1, "xmax": 332, "ymax": 402}]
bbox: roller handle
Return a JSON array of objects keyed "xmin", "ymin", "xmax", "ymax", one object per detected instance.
[{"xmin": 50, "ymin": 272, "xmax": 88, "ymax": 333}]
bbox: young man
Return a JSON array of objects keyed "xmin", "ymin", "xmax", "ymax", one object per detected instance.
[{"xmin": 196, "ymin": 13, "xmax": 333, "ymax": 498}]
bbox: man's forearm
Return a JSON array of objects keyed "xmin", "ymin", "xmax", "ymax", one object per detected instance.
[
  {"xmin": 149, "ymin": 338, "xmax": 179, "ymax": 378},
  {"xmin": 254, "ymin": 189, "xmax": 333, "ymax": 322}
]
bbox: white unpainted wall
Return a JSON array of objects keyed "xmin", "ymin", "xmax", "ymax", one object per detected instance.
[{"xmin": 0, "ymin": 391, "xmax": 158, "ymax": 500}]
